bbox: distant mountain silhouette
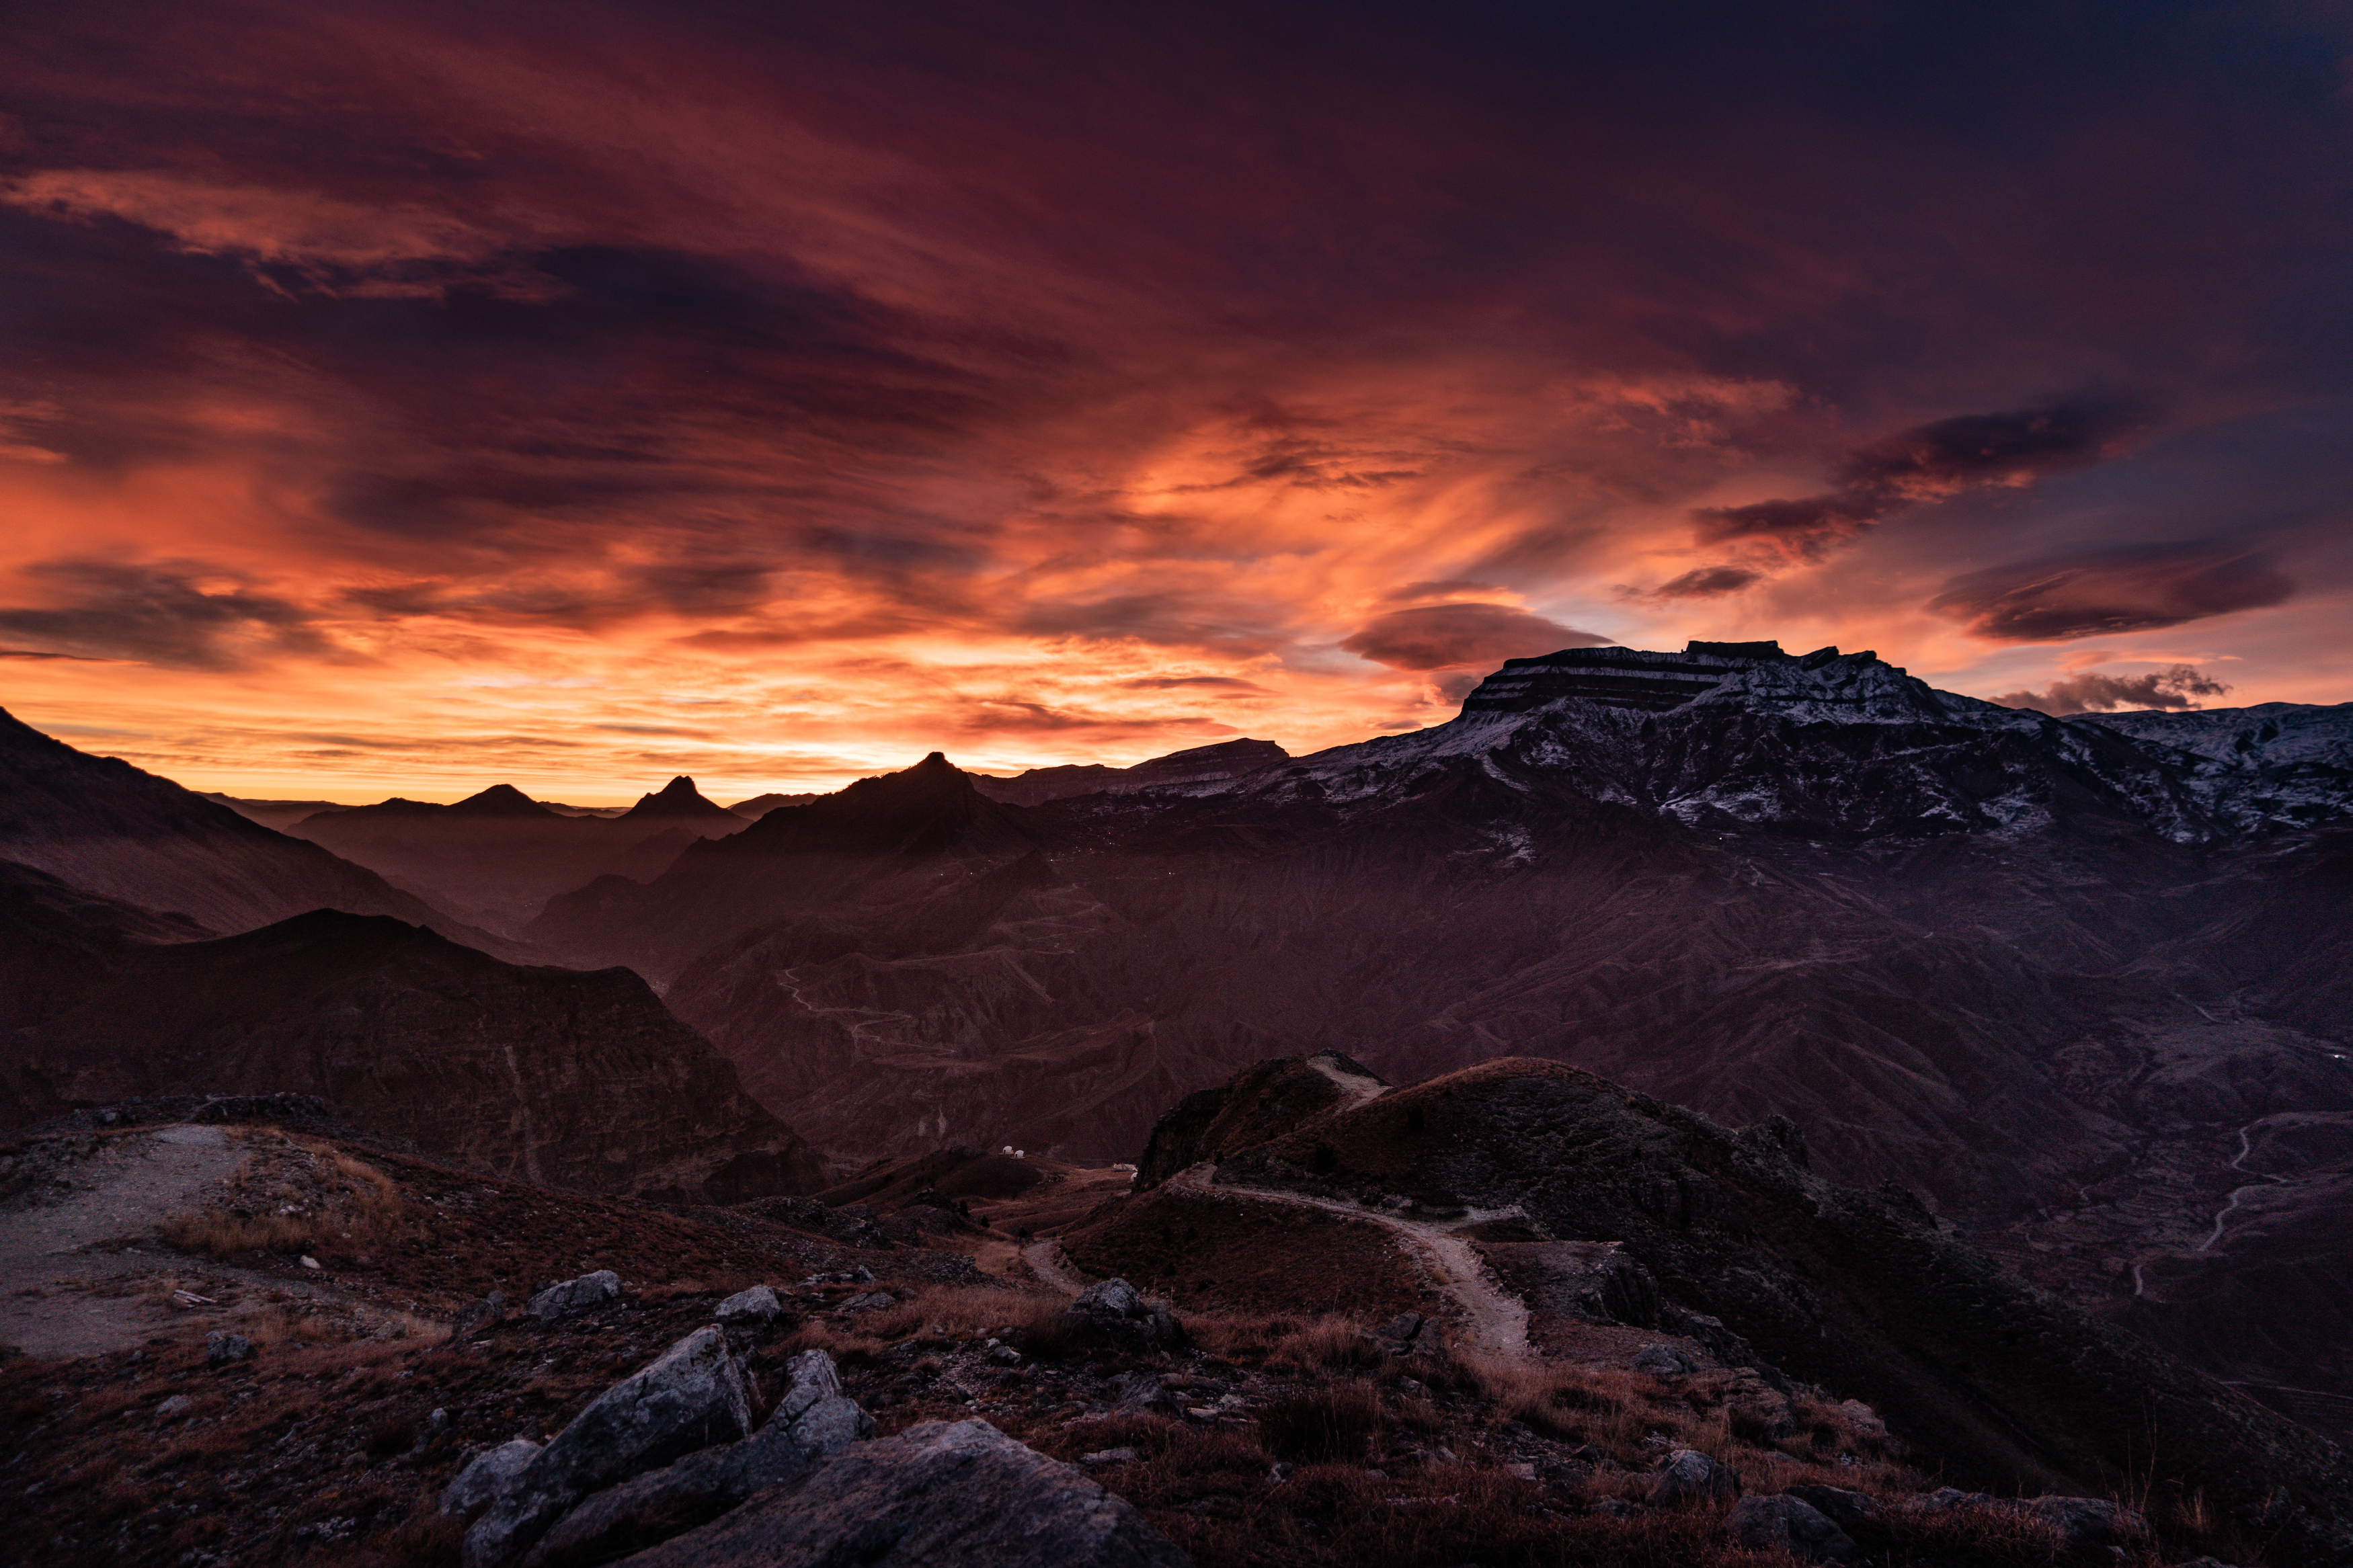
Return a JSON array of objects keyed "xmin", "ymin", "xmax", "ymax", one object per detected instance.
[
  {"xmin": 280, "ymin": 774, "xmax": 751, "ymax": 936},
  {"xmin": 0, "ymin": 707, "xmax": 511, "ymax": 952}
]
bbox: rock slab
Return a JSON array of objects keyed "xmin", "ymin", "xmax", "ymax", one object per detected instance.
[
  {"xmin": 1726, "ymin": 1495, "xmax": 1855, "ymax": 1561},
  {"xmin": 529, "ymin": 1271, "xmax": 622, "ymax": 1323},
  {"xmin": 612, "ymin": 1418, "xmax": 1191, "ymax": 1567},
  {"xmin": 465, "ymin": 1327, "xmax": 752, "ymax": 1567}
]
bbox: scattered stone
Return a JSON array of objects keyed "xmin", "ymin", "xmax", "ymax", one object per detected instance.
[
  {"xmin": 1727, "ymin": 1495, "xmax": 1855, "ymax": 1561},
  {"xmin": 1111, "ymin": 1370, "xmax": 1181, "ymax": 1415},
  {"xmin": 1502, "ymin": 1461, "xmax": 1537, "ymax": 1481},
  {"xmin": 1650, "ymin": 1448, "xmax": 1741, "ymax": 1508},
  {"xmin": 204, "ymin": 1331, "xmax": 255, "ymax": 1366},
  {"xmin": 153, "ymin": 1395, "xmax": 193, "ymax": 1417},
  {"xmin": 464, "ymin": 1327, "xmax": 753, "ymax": 1567},
  {"xmin": 987, "ymin": 1343, "xmax": 1023, "ymax": 1366},
  {"xmin": 444, "ymin": 1440, "xmax": 545, "ymax": 1520},
  {"xmin": 1079, "ymin": 1447, "xmax": 1140, "ymax": 1469},
  {"xmin": 1591, "ymin": 1497, "xmax": 1644, "ymax": 1518},
  {"xmin": 300, "ymin": 1255, "xmax": 322, "ymax": 1270},
  {"xmin": 1630, "ymin": 1344, "xmax": 1698, "ymax": 1377},
  {"xmin": 2022, "ymin": 1495, "xmax": 2151, "ymax": 1545},
  {"xmin": 528, "ymin": 1271, "xmax": 622, "ymax": 1324},
  {"xmin": 840, "ymin": 1291, "xmax": 897, "ymax": 1313},
  {"xmin": 608, "ymin": 1418, "xmax": 1189, "ymax": 1568},
  {"xmin": 1062, "ymin": 1277, "xmax": 1183, "ymax": 1351},
  {"xmin": 452, "ymin": 1292, "xmax": 507, "ymax": 1342},
  {"xmin": 1782, "ymin": 1484, "xmax": 1883, "ymax": 1534},
  {"xmin": 713, "ymin": 1286, "xmax": 782, "ymax": 1325},
  {"xmin": 1836, "ymin": 1398, "xmax": 1886, "ymax": 1437}
]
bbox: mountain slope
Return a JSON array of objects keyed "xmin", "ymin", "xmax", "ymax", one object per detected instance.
[
  {"xmin": 0, "ymin": 862, "xmax": 824, "ymax": 1200},
  {"xmin": 0, "ymin": 708, "xmax": 513, "ymax": 950},
  {"xmin": 1099, "ymin": 1054, "xmax": 2353, "ymax": 1565}
]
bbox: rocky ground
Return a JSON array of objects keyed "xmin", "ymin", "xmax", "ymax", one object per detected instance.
[{"xmin": 0, "ymin": 1116, "xmax": 2278, "ymax": 1568}]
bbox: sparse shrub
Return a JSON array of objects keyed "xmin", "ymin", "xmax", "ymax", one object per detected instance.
[
  {"xmin": 1271, "ymin": 1314, "xmax": 1384, "ymax": 1372},
  {"xmin": 1261, "ymin": 1378, "xmax": 1383, "ymax": 1462}
]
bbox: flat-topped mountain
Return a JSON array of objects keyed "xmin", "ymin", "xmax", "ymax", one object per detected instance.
[{"xmin": 973, "ymin": 737, "xmax": 1291, "ymax": 807}]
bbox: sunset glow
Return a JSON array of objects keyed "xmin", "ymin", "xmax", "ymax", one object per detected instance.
[{"xmin": 5, "ymin": 3, "xmax": 2350, "ymax": 800}]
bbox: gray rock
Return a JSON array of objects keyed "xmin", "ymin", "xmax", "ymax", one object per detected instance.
[
  {"xmin": 528, "ymin": 1271, "xmax": 621, "ymax": 1323},
  {"xmin": 713, "ymin": 1286, "xmax": 782, "ymax": 1325},
  {"xmin": 1650, "ymin": 1448, "xmax": 1741, "ymax": 1507},
  {"xmin": 517, "ymin": 1423, "xmax": 815, "ymax": 1568},
  {"xmin": 452, "ymin": 1292, "xmax": 507, "ymax": 1341},
  {"xmin": 204, "ymin": 1331, "xmax": 255, "ymax": 1366},
  {"xmin": 442, "ymin": 1440, "xmax": 544, "ymax": 1520},
  {"xmin": 464, "ymin": 1327, "xmax": 753, "ymax": 1567},
  {"xmin": 1727, "ymin": 1495, "xmax": 1855, "ymax": 1561},
  {"xmin": 1631, "ymin": 1344, "xmax": 1698, "ymax": 1377},
  {"xmin": 153, "ymin": 1395, "xmax": 194, "ymax": 1418},
  {"xmin": 1111, "ymin": 1370, "xmax": 1181, "ymax": 1415},
  {"xmin": 610, "ymin": 1418, "xmax": 1190, "ymax": 1568},
  {"xmin": 839, "ymin": 1290, "xmax": 896, "ymax": 1313},
  {"xmin": 767, "ymin": 1348, "xmax": 873, "ymax": 1455},
  {"xmin": 1062, "ymin": 1277, "xmax": 1184, "ymax": 1351},
  {"xmin": 2022, "ymin": 1495, "xmax": 2150, "ymax": 1545},
  {"xmin": 1080, "ymin": 1447, "xmax": 1140, "ymax": 1469},
  {"xmin": 1782, "ymin": 1484, "xmax": 1883, "ymax": 1534}
]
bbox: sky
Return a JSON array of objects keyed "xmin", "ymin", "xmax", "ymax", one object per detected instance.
[{"xmin": 3, "ymin": 1, "xmax": 2351, "ymax": 802}]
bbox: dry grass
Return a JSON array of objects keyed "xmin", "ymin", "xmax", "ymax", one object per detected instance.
[
  {"xmin": 1260, "ymin": 1378, "xmax": 1384, "ymax": 1462},
  {"xmin": 161, "ymin": 1147, "xmax": 422, "ymax": 1261}
]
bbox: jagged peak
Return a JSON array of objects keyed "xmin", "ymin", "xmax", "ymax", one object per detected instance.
[{"xmin": 619, "ymin": 774, "xmax": 739, "ymax": 821}]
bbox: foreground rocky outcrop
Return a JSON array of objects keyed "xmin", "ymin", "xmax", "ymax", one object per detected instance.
[{"xmin": 446, "ymin": 1317, "xmax": 1187, "ymax": 1568}]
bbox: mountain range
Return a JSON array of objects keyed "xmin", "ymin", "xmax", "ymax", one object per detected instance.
[{"xmin": 5, "ymin": 635, "xmax": 2350, "ymax": 1459}]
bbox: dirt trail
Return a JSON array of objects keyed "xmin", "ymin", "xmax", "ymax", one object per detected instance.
[
  {"xmin": 1021, "ymin": 1240, "xmax": 1090, "ymax": 1296},
  {"xmin": 1304, "ymin": 1053, "xmax": 1390, "ymax": 1110},
  {"xmin": 1165, "ymin": 1165, "xmax": 1531, "ymax": 1359},
  {"xmin": 0, "ymin": 1125, "xmax": 249, "ymax": 1358}
]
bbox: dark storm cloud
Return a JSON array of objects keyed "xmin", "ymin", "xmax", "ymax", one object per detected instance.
[
  {"xmin": 1340, "ymin": 603, "xmax": 1607, "ymax": 671},
  {"xmin": 1696, "ymin": 401, "xmax": 2150, "ymax": 559},
  {"xmin": 0, "ymin": 559, "xmax": 331, "ymax": 669},
  {"xmin": 1928, "ymin": 544, "xmax": 2295, "ymax": 642},
  {"xmin": 1646, "ymin": 565, "xmax": 1763, "ymax": 600},
  {"xmin": 1989, "ymin": 665, "xmax": 2231, "ymax": 715}
]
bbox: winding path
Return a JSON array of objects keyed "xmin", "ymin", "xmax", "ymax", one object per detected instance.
[
  {"xmin": 1164, "ymin": 1164, "xmax": 1532, "ymax": 1359},
  {"xmin": 1021, "ymin": 1240, "xmax": 1090, "ymax": 1296}
]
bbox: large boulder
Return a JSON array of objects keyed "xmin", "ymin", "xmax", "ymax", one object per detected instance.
[
  {"xmin": 1650, "ymin": 1448, "xmax": 1741, "ymax": 1508},
  {"xmin": 1061, "ymin": 1278, "xmax": 1183, "ymax": 1351},
  {"xmin": 464, "ymin": 1327, "xmax": 753, "ymax": 1568},
  {"xmin": 529, "ymin": 1271, "xmax": 622, "ymax": 1323},
  {"xmin": 770, "ymin": 1348, "xmax": 873, "ymax": 1456},
  {"xmin": 518, "ymin": 1425, "xmax": 815, "ymax": 1568},
  {"xmin": 1726, "ymin": 1495, "xmax": 1855, "ymax": 1561},
  {"xmin": 442, "ymin": 1440, "xmax": 543, "ymax": 1521},
  {"xmin": 713, "ymin": 1286, "xmax": 782, "ymax": 1325},
  {"xmin": 612, "ymin": 1419, "xmax": 1191, "ymax": 1567}
]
